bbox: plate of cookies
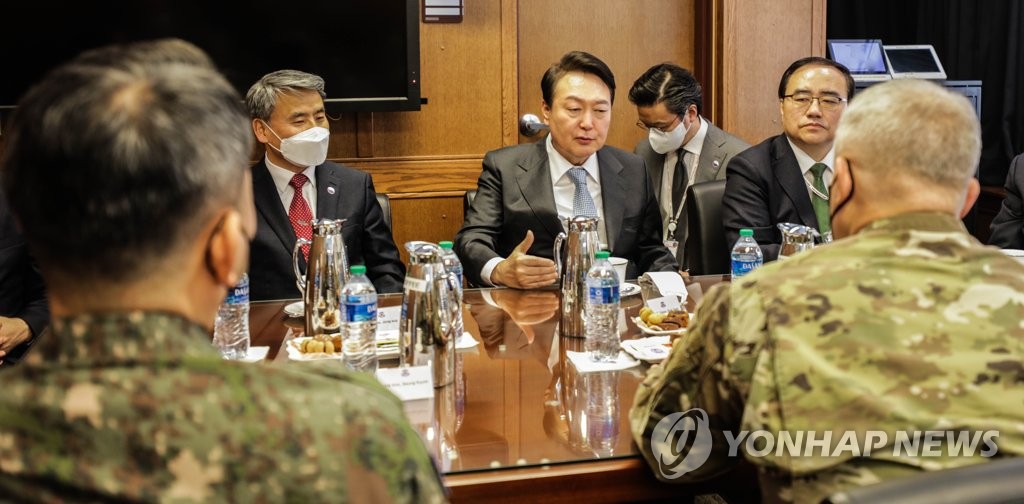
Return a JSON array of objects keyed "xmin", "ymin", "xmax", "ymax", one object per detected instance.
[
  {"xmin": 632, "ymin": 306, "xmax": 690, "ymax": 335},
  {"xmin": 286, "ymin": 335, "xmax": 345, "ymax": 361}
]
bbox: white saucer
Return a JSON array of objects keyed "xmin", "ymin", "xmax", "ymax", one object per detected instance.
[
  {"xmin": 621, "ymin": 282, "xmax": 641, "ymax": 297},
  {"xmin": 283, "ymin": 301, "xmax": 303, "ymax": 318}
]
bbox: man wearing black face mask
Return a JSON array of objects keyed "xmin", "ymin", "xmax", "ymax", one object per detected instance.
[
  {"xmin": 632, "ymin": 79, "xmax": 1024, "ymax": 502},
  {"xmin": 245, "ymin": 70, "xmax": 404, "ymax": 300}
]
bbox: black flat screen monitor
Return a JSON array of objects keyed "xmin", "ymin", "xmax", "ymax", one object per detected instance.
[{"xmin": 0, "ymin": 1, "xmax": 421, "ymax": 112}]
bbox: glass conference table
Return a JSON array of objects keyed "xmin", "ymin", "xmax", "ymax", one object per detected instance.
[{"xmin": 247, "ymin": 275, "xmax": 755, "ymax": 502}]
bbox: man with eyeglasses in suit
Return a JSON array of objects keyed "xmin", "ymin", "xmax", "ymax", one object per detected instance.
[{"xmin": 722, "ymin": 56, "xmax": 855, "ymax": 261}]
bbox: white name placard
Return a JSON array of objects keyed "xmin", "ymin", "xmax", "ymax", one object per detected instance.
[
  {"xmin": 377, "ymin": 305, "xmax": 401, "ymax": 332},
  {"xmin": 376, "ymin": 365, "xmax": 434, "ymax": 401},
  {"xmin": 646, "ymin": 295, "xmax": 682, "ymax": 313}
]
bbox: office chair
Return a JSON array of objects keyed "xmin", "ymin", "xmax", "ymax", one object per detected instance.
[
  {"xmin": 375, "ymin": 193, "xmax": 392, "ymax": 230},
  {"xmin": 464, "ymin": 189, "xmax": 477, "ymax": 218},
  {"xmin": 683, "ymin": 180, "xmax": 729, "ymax": 275},
  {"xmin": 825, "ymin": 457, "xmax": 1024, "ymax": 504}
]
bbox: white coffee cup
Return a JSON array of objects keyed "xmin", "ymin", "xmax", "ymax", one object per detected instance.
[{"xmin": 609, "ymin": 256, "xmax": 628, "ymax": 281}]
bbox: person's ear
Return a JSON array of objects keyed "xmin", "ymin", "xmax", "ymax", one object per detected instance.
[
  {"xmin": 829, "ymin": 156, "xmax": 852, "ymax": 213},
  {"xmin": 206, "ymin": 210, "xmax": 248, "ymax": 288},
  {"xmin": 252, "ymin": 118, "xmax": 270, "ymax": 144},
  {"xmin": 541, "ymin": 101, "xmax": 551, "ymax": 124},
  {"xmin": 960, "ymin": 177, "xmax": 981, "ymax": 219}
]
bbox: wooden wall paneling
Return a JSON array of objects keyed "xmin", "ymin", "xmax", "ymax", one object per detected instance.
[
  {"xmin": 717, "ymin": 0, "xmax": 827, "ymax": 145},
  {"xmin": 389, "ymin": 194, "xmax": 465, "ymax": 265},
  {"xmin": 500, "ymin": 0, "xmax": 520, "ymax": 147},
  {"xmin": 370, "ymin": 0, "xmax": 506, "ymax": 158},
  {"xmin": 516, "ymin": 0, "xmax": 695, "ymax": 152}
]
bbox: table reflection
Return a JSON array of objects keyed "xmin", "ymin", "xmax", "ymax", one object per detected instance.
[{"xmin": 248, "ymin": 275, "xmax": 730, "ymax": 477}]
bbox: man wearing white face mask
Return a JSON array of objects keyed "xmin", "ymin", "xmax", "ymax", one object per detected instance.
[
  {"xmin": 245, "ymin": 70, "xmax": 405, "ymax": 300},
  {"xmin": 628, "ymin": 63, "xmax": 748, "ymax": 266}
]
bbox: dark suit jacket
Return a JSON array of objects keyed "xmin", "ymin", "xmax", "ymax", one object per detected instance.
[
  {"xmin": 635, "ymin": 120, "xmax": 749, "ymax": 263},
  {"xmin": 249, "ymin": 160, "xmax": 405, "ymax": 301},
  {"xmin": 0, "ymin": 194, "xmax": 49, "ymax": 363},
  {"xmin": 989, "ymin": 153, "xmax": 1024, "ymax": 249},
  {"xmin": 722, "ymin": 134, "xmax": 821, "ymax": 261},
  {"xmin": 455, "ymin": 141, "xmax": 678, "ymax": 286}
]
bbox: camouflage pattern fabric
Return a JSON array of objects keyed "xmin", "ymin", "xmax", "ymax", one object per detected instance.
[
  {"xmin": 631, "ymin": 212, "xmax": 1024, "ymax": 503},
  {"xmin": 0, "ymin": 311, "xmax": 447, "ymax": 503}
]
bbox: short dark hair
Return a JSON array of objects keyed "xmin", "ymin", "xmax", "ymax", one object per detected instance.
[
  {"xmin": 0, "ymin": 40, "xmax": 252, "ymax": 285},
  {"xmin": 628, "ymin": 63, "xmax": 703, "ymax": 115},
  {"xmin": 777, "ymin": 56, "xmax": 855, "ymax": 100},
  {"xmin": 541, "ymin": 51, "xmax": 616, "ymax": 106}
]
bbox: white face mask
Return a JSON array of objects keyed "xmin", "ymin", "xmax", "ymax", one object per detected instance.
[
  {"xmin": 262, "ymin": 121, "xmax": 330, "ymax": 167},
  {"xmin": 647, "ymin": 116, "xmax": 691, "ymax": 154}
]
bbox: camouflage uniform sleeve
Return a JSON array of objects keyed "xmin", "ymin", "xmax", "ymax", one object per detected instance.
[{"xmin": 630, "ymin": 279, "xmax": 768, "ymax": 483}]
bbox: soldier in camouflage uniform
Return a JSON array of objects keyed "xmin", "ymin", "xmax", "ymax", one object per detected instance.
[
  {"xmin": 631, "ymin": 79, "xmax": 1024, "ymax": 503},
  {"xmin": 0, "ymin": 40, "xmax": 446, "ymax": 503}
]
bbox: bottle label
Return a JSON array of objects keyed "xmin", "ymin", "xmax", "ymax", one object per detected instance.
[
  {"xmin": 732, "ymin": 260, "xmax": 760, "ymax": 277},
  {"xmin": 224, "ymin": 277, "xmax": 249, "ymax": 305},
  {"xmin": 345, "ymin": 301, "xmax": 378, "ymax": 322},
  {"xmin": 588, "ymin": 285, "xmax": 620, "ymax": 304}
]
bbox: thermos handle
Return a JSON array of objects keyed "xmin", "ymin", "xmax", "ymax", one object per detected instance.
[
  {"xmin": 292, "ymin": 238, "xmax": 311, "ymax": 296},
  {"xmin": 553, "ymin": 231, "xmax": 566, "ymax": 279}
]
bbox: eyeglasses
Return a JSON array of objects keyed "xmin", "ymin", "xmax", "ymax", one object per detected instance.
[
  {"xmin": 782, "ymin": 93, "xmax": 847, "ymax": 111},
  {"xmin": 636, "ymin": 115, "xmax": 681, "ymax": 133}
]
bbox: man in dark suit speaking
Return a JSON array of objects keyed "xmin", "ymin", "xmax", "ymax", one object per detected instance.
[
  {"xmin": 722, "ymin": 57, "xmax": 854, "ymax": 261},
  {"xmin": 456, "ymin": 51, "xmax": 677, "ymax": 289},
  {"xmin": 245, "ymin": 70, "xmax": 404, "ymax": 300}
]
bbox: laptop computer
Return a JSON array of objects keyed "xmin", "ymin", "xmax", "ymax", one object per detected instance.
[
  {"xmin": 827, "ymin": 39, "xmax": 892, "ymax": 83},
  {"xmin": 883, "ymin": 44, "xmax": 947, "ymax": 80}
]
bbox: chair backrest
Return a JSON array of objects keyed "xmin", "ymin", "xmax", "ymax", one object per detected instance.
[
  {"xmin": 684, "ymin": 179, "xmax": 729, "ymax": 275},
  {"xmin": 464, "ymin": 189, "xmax": 477, "ymax": 218},
  {"xmin": 825, "ymin": 457, "xmax": 1024, "ymax": 504},
  {"xmin": 375, "ymin": 193, "xmax": 392, "ymax": 230}
]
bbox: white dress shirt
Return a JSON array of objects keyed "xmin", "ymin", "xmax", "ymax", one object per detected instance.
[
  {"xmin": 265, "ymin": 155, "xmax": 318, "ymax": 218},
  {"xmin": 479, "ymin": 135, "xmax": 609, "ymax": 286},
  {"xmin": 785, "ymin": 138, "xmax": 836, "ymax": 203},
  {"xmin": 659, "ymin": 116, "xmax": 708, "ymax": 236}
]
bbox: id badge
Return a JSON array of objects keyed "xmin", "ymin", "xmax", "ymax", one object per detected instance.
[{"xmin": 664, "ymin": 239, "xmax": 678, "ymax": 258}]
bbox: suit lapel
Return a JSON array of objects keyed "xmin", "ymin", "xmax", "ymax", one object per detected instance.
[
  {"xmin": 597, "ymin": 148, "xmax": 625, "ymax": 252},
  {"xmin": 315, "ymin": 163, "xmax": 341, "ymax": 219},
  {"xmin": 695, "ymin": 124, "xmax": 727, "ymax": 183},
  {"xmin": 637, "ymin": 143, "xmax": 666, "ymax": 196},
  {"xmin": 515, "ymin": 142, "xmax": 562, "ymax": 239},
  {"xmin": 252, "ymin": 160, "xmax": 297, "ymax": 252},
  {"xmin": 772, "ymin": 136, "xmax": 818, "ymax": 227}
]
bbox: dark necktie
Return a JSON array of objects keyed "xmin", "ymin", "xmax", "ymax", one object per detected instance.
[
  {"xmin": 809, "ymin": 163, "xmax": 831, "ymax": 235},
  {"xmin": 289, "ymin": 173, "xmax": 314, "ymax": 260},
  {"xmin": 671, "ymin": 148, "xmax": 690, "ymax": 211},
  {"xmin": 567, "ymin": 167, "xmax": 599, "ymax": 218}
]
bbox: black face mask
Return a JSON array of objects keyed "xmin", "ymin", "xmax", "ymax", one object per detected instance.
[{"xmin": 829, "ymin": 166, "xmax": 856, "ymax": 224}]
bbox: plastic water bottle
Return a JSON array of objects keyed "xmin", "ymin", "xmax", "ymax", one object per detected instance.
[
  {"xmin": 341, "ymin": 265, "xmax": 378, "ymax": 372},
  {"xmin": 213, "ymin": 273, "xmax": 250, "ymax": 360},
  {"xmin": 731, "ymin": 228, "xmax": 764, "ymax": 278},
  {"xmin": 439, "ymin": 240, "xmax": 465, "ymax": 347},
  {"xmin": 438, "ymin": 240, "xmax": 464, "ymax": 296},
  {"xmin": 584, "ymin": 250, "xmax": 620, "ymax": 362}
]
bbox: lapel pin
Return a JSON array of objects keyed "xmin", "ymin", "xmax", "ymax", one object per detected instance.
[
  {"xmin": 327, "ymin": 186, "xmax": 336, "ymax": 195},
  {"xmin": 713, "ymin": 160, "xmax": 720, "ymax": 168}
]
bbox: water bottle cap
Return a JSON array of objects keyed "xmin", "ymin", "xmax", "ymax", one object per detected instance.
[
  {"xmin": 739, "ymin": 229, "xmax": 753, "ymax": 237},
  {"xmin": 595, "ymin": 250, "xmax": 610, "ymax": 259},
  {"xmin": 350, "ymin": 264, "xmax": 367, "ymax": 275},
  {"xmin": 438, "ymin": 241, "xmax": 454, "ymax": 249}
]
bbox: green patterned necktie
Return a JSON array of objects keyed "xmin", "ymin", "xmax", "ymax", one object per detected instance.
[{"xmin": 810, "ymin": 163, "xmax": 831, "ymax": 235}]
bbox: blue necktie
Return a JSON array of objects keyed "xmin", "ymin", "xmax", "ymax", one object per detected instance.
[{"xmin": 567, "ymin": 167, "xmax": 599, "ymax": 218}]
